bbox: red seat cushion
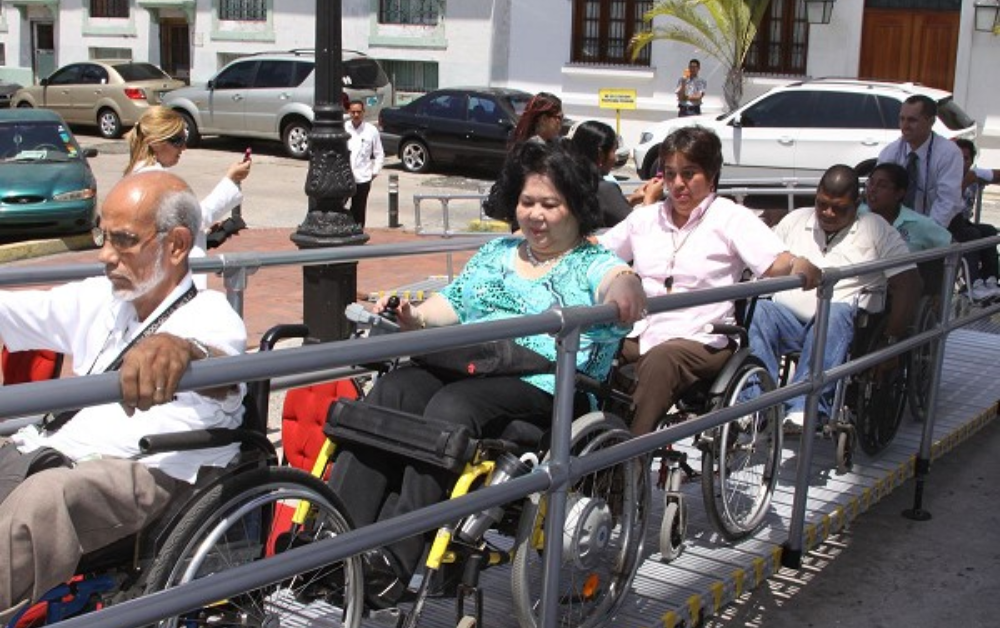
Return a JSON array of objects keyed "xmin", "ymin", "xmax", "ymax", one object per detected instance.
[
  {"xmin": 280, "ymin": 379, "xmax": 360, "ymax": 473},
  {"xmin": 2, "ymin": 348, "xmax": 62, "ymax": 385}
]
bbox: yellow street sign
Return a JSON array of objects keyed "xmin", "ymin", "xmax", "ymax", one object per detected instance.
[{"xmin": 598, "ymin": 88, "xmax": 637, "ymax": 110}]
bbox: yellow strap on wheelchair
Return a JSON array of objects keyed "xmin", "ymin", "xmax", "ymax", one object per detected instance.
[
  {"xmin": 425, "ymin": 460, "xmax": 495, "ymax": 570},
  {"xmin": 292, "ymin": 439, "xmax": 337, "ymax": 525}
]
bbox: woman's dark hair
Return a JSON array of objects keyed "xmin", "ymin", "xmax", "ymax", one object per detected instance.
[
  {"xmin": 511, "ymin": 92, "xmax": 563, "ymax": 144},
  {"xmin": 483, "ymin": 139, "xmax": 602, "ymax": 236},
  {"xmin": 954, "ymin": 137, "xmax": 976, "ymax": 159},
  {"xmin": 570, "ymin": 120, "xmax": 617, "ymax": 167},
  {"xmin": 659, "ymin": 126, "xmax": 724, "ymax": 189},
  {"xmin": 870, "ymin": 162, "xmax": 908, "ymax": 191}
]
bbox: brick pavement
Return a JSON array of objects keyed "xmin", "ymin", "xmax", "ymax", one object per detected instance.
[{"xmin": 3, "ymin": 227, "xmax": 476, "ymax": 348}]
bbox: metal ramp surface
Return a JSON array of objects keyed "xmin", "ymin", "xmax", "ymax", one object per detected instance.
[{"xmin": 353, "ymin": 328, "xmax": 999, "ymax": 628}]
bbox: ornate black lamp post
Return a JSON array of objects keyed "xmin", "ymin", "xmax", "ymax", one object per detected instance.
[{"xmin": 291, "ymin": 0, "xmax": 369, "ymax": 342}]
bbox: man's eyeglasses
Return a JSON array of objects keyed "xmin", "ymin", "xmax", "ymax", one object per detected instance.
[{"xmin": 92, "ymin": 227, "xmax": 166, "ymax": 251}]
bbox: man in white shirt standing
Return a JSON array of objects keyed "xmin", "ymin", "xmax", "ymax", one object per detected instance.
[
  {"xmin": 877, "ymin": 94, "xmax": 964, "ymax": 230},
  {"xmin": 346, "ymin": 100, "xmax": 385, "ymax": 228}
]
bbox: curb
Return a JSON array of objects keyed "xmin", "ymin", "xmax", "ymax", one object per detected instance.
[{"xmin": 0, "ymin": 234, "xmax": 94, "ymax": 264}]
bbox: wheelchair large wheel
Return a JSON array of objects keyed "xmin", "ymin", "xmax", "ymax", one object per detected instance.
[
  {"xmin": 854, "ymin": 322, "xmax": 908, "ymax": 456},
  {"xmin": 701, "ymin": 358, "xmax": 782, "ymax": 541},
  {"xmin": 511, "ymin": 412, "xmax": 649, "ymax": 628},
  {"xmin": 145, "ymin": 466, "xmax": 364, "ymax": 628},
  {"xmin": 906, "ymin": 297, "xmax": 938, "ymax": 422}
]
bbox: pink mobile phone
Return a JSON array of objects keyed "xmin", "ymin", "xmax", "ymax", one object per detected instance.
[{"xmin": 243, "ymin": 147, "xmax": 252, "ymax": 162}]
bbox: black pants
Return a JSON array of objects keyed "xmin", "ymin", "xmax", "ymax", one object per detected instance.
[
  {"xmin": 678, "ymin": 104, "xmax": 701, "ymax": 117},
  {"xmin": 949, "ymin": 215, "xmax": 999, "ymax": 283},
  {"xmin": 349, "ymin": 180, "xmax": 372, "ymax": 228},
  {"xmin": 326, "ymin": 365, "xmax": 588, "ymax": 578}
]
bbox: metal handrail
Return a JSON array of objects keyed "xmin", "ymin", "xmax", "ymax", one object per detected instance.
[{"xmin": 10, "ymin": 235, "xmax": 1000, "ymax": 628}]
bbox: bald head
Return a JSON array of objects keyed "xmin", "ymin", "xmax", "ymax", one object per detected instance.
[
  {"xmin": 102, "ymin": 171, "xmax": 201, "ymax": 236},
  {"xmin": 817, "ymin": 165, "xmax": 860, "ymax": 203}
]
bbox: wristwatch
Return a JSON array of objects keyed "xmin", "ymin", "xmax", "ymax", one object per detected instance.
[{"xmin": 187, "ymin": 337, "xmax": 211, "ymax": 360}]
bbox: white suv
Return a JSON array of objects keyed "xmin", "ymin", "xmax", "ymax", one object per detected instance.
[
  {"xmin": 162, "ymin": 50, "xmax": 392, "ymax": 159},
  {"xmin": 633, "ymin": 78, "xmax": 977, "ymax": 180}
]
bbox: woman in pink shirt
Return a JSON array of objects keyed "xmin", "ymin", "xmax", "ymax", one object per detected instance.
[{"xmin": 599, "ymin": 127, "xmax": 819, "ymax": 435}]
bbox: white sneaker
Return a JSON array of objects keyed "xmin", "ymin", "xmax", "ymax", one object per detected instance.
[
  {"xmin": 783, "ymin": 410, "xmax": 805, "ymax": 437},
  {"xmin": 970, "ymin": 279, "xmax": 992, "ymax": 302},
  {"xmin": 985, "ymin": 277, "xmax": 1000, "ymax": 299}
]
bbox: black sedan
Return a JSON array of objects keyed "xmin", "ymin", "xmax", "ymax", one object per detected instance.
[{"xmin": 379, "ymin": 87, "xmax": 534, "ymax": 174}]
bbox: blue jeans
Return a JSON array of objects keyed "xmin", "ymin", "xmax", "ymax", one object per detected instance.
[{"xmin": 749, "ymin": 300, "xmax": 855, "ymax": 417}]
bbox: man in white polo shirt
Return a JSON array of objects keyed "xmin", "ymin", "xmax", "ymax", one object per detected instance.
[{"xmin": 749, "ymin": 165, "xmax": 923, "ymax": 433}]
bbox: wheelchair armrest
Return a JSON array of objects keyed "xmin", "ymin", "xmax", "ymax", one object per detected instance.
[
  {"xmin": 140, "ymin": 428, "xmax": 274, "ymax": 457},
  {"xmin": 704, "ymin": 323, "xmax": 748, "ymax": 347}
]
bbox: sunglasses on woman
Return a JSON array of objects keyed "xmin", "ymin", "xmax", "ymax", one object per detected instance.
[{"xmin": 163, "ymin": 131, "xmax": 188, "ymax": 148}]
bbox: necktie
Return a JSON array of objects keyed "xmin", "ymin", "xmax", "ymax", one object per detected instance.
[{"xmin": 903, "ymin": 151, "xmax": 919, "ymax": 209}]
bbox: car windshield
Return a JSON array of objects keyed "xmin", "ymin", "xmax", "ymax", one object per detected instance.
[
  {"xmin": 937, "ymin": 98, "xmax": 976, "ymax": 131},
  {"xmin": 114, "ymin": 63, "xmax": 172, "ymax": 81},
  {"xmin": 0, "ymin": 122, "xmax": 80, "ymax": 163}
]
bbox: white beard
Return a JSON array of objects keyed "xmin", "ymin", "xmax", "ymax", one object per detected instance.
[{"xmin": 112, "ymin": 241, "xmax": 167, "ymax": 302}]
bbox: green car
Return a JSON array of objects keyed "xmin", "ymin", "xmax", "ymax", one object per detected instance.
[{"xmin": 0, "ymin": 109, "xmax": 97, "ymax": 238}]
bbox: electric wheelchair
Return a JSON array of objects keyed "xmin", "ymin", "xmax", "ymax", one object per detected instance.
[{"xmin": 6, "ymin": 325, "xmax": 365, "ymax": 628}]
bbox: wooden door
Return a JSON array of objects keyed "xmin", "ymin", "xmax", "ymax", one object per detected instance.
[
  {"xmin": 159, "ymin": 19, "xmax": 191, "ymax": 84},
  {"xmin": 858, "ymin": 8, "xmax": 959, "ymax": 91}
]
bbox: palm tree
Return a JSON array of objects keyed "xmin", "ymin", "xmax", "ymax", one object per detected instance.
[{"xmin": 630, "ymin": 0, "xmax": 772, "ymax": 111}]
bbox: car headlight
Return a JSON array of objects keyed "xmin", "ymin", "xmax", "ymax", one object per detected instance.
[
  {"xmin": 53, "ymin": 188, "xmax": 96, "ymax": 202},
  {"xmin": 639, "ymin": 132, "xmax": 653, "ymax": 145}
]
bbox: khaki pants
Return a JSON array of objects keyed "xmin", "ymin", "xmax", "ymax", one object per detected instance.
[
  {"xmin": 0, "ymin": 457, "xmax": 178, "ymax": 620},
  {"xmin": 621, "ymin": 337, "xmax": 734, "ymax": 435}
]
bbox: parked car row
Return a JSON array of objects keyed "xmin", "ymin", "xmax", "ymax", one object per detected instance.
[{"xmin": 631, "ymin": 78, "xmax": 977, "ymax": 180}]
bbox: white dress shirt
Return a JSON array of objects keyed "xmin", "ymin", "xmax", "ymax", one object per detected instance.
[
  {"xmin": 346, "ymin": 120, "xmax": 385, "ymax": 184},
  {"xmin": 878, "ymin": 132, "xmax": 964, "ymax": 228}
]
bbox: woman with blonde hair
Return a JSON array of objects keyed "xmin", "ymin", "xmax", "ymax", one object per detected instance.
[{"xmin": 124, "ymin": 106, "xmax": 251, "ymax": 269}]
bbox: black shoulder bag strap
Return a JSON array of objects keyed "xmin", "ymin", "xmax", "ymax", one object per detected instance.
[{"xmin": 42, "ymin": 285, "xmax": 199, "ymax": 433}]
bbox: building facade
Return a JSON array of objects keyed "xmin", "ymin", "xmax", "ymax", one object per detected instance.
[{"xmin": 1, "ymin": 0, "xmax": 997, "ymax": 148}]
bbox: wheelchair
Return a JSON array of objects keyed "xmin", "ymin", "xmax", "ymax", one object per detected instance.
[
  {"xmin": 608, "ymin": 321, "xmax": 783, "ymax": 561},
  {"xmin": 6, "ymin": 325, "xmax": 366, "ymax": 628},
  {"xmin": 780, "ymin": 299, "xmax": 909, "ymax": 475}
]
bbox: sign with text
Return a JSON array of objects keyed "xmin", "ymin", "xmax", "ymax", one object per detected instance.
[{"xmin": 598, "ymin": 88, "xmax": 637, "ymax": 110}]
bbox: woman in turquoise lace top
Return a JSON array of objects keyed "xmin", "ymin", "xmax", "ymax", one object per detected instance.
[{"xmin": 327, "ymin": 140, "xmax": 646, "ymax": 608}]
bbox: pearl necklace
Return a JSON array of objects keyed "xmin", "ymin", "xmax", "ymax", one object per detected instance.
[{"xmin": 524, "ymin": 242, "xmax": 573, "ymax": 268}]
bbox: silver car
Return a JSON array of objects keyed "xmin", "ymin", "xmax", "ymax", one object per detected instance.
[{"xmin": 161, "ymin": 50, "xmax": 393, "ymax": 159}]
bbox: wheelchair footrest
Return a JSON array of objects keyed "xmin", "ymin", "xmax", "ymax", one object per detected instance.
[{"xmin": 325, "ymin": 399, "xmax": 475, "ymax": 474}]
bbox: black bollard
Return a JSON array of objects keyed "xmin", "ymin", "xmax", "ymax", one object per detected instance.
[{"xmin": 388, "ymin": 173, "xmax": 400, "ymax": 228}]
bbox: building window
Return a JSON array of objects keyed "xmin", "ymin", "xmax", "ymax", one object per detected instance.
[
  {"xmin": 90, "ymin": 0, "xmax": 129, "ymax": 18},
  {"xmin": 378, "ymin": 58, "xmax": 438, "ymax": 93},
  {"xmin": 379, "ymin": 0, "xmax": 440, "ymax": 26},
  {"xmin": 572, "ymin": 0, "xmax": 653, "ymax": 66},
  {"xmin": 90, "ymin": 47, "xmax": 132, "ymax": 60},
  {"xmin": 745, "ymin": 0, "xmax": 809, "ymax": 75},
  {"xmin": 219, "ymin": 0, "xmax": 267, "ymax": 22}
]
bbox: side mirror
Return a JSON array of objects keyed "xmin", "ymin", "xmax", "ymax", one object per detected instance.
[
  {"xmin": 730, "ymin": 113, "xmax": 743, "ymax": 128},
  {"xmin": 40, "ymin": 78, "xmax": 50, "ymax": 87},
  {"xmin": 207, "ymin": 79, "xmax": 215, "ymax": 90},
  {"xmin": 83, "ymin": 148, "xmax": 98, "ymax": 158}
]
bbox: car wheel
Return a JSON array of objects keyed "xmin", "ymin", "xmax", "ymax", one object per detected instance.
[
  {"xmin": 855, "ymin": 158, "xmax": 877, "ymax": 178},
  {"xmin": 400, "ymin": 139, "xmax": 431, "ymax": 173},
  {"xmin": 97, "ymin": 108, "xmax": 123, "ymax": 139},
  {"xmin": 641, "ymin": 151, "xmax": 661, "ymax": 180},
  {"xmin": 178, "ymin": 111, "xmax": 202, "ymax": 148},
  {"xmin": 282, "ymin": 119, "xmax": 311, "ymax": 160}
]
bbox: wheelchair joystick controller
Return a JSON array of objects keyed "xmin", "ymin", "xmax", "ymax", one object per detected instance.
[{"xmin": 457, "ymin": 452, "xmax": 535, "ymax": 543}]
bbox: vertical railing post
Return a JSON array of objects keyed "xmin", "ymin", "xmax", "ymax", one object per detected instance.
[
  {"xmin": 221, "ymin": 258, "xmax": 259, "ymax": 318},
  {"xmin": 782, "ymin": 273, "xmax": 835, "ymax": 568},
  {"xmin": 388, "ymin": 173, "xmax": 400, "ymax": 228},
  {"xmin": 539, "ymin": 324, "xmax": 581, "ymax": 628}
]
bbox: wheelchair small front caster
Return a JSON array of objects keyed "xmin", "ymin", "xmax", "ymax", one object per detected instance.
[{"xmin": 657, "ymin": 450, "xmax": 688, "ymax": 562}]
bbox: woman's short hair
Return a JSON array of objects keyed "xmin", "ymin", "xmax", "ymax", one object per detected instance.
[
  {"xmin": 511, "ymin": 92, "xmax": 563, "ymax": 144},
  {"xmin": 484, "ymin": 139, "xmax": 602, "ymax": 236},
  {"xmin": 123, "ymin": 106, "xmax": 186, "ymax": 175},
  {"xmin": 659, "ymin": 126, "xmax": 724, "ymax": 188},
  {"xmin": 570, "ymin": 120, "xmax": 617, "ymax": 167}
]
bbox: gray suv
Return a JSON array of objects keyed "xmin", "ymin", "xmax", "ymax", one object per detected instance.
[{"xmin": 162, "ymin": 50, "xmax": 392, "ymax": 159}]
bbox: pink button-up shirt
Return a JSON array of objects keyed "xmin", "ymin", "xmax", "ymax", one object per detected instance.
[{"xmin": 599, "ymin": 194, "xmax": 786, "ymax": 353}]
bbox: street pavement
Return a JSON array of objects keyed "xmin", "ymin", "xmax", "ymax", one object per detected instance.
[{"xmin": 3, "ymin": 131, "xmax": 1000, "ymax": 628}]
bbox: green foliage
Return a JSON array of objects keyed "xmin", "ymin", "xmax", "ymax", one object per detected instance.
[{"xmin": 630, "ymin": 0, "xmax": 772, "ymax": 110}]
